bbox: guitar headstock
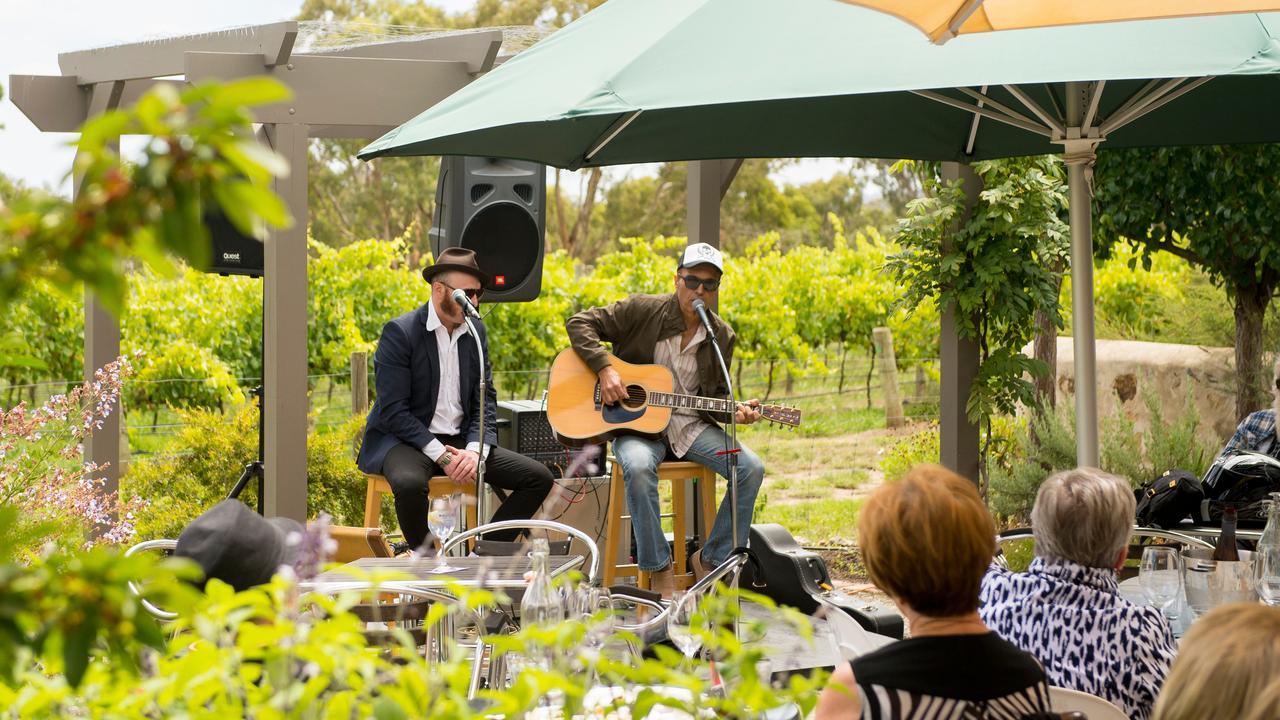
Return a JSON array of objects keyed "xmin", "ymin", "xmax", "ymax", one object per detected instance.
[{"xmin": 759, "ymin": 404, "xmax": 802, "ymax": 428}]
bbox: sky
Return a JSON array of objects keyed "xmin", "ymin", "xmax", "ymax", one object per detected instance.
[{"xmin": 0, "ymin": 0, "xmax": 850, "ymax": 196}]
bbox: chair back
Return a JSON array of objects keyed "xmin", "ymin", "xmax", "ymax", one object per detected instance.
[
  {"xmin": 1048, "ymin": 686, "xmax": 1130, "ymax": 720},
  {"xmin": 124, "ymin": 539, "xmax": 179, "ymax": 621},
  {"xmin": 442, "ymin": 519, "xmax": 601, "ymax": 586},
  {"xmin": 996, "ymin": 525, "xmax": 1214, "ymax": 576}
]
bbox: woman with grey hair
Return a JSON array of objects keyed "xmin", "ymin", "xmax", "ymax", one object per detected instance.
[{"xmin": 980, "ymin": 467, "xmax": 1177, "ymax": 720}]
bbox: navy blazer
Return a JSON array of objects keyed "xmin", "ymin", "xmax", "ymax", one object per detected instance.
[{"xmin": 356, "ymin": 302, "xmax": 499, "ymax": 474}]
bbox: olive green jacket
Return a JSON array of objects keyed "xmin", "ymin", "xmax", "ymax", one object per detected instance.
[{"xmin": 566, "ymin": 293, "xmax": 736, "ymax": 425}]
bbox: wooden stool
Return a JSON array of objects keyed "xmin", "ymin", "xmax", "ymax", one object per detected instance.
[
  {"xmin": 602, "ymin": 459, "xmax": 717, "ymax": 591},
  {"xmin": 364, "ymin": 474, "xmax": 478, "ymax": 531}
]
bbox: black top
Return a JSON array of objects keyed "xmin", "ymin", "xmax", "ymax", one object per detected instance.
[{"xmin": 851, "ymin": 632, "xmax": 1050, "ymax": 719}]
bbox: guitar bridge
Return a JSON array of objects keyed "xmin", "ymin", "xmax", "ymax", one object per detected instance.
[{"xmin": 593, "ymin": 382, "xmax": 603, "ymax": 411}]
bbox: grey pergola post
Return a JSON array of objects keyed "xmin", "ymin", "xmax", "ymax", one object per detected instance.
[
  {"xmin": 686, "ymin": 159, "xmax": 742, "ymax": 250},
  {"xmin": 938, "ymin": 161, "xmax": 982, "ymax": 483}
]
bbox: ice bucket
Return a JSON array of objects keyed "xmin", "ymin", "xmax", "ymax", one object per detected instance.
[{"xmin": 1181, "ymin": 547, "xmax": 1257, "ymax": 617}]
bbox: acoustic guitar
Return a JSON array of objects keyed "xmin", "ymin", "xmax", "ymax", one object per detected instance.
[{"xmin": 546, "ymin": 348, "xmax": 802, "ymax": 446}]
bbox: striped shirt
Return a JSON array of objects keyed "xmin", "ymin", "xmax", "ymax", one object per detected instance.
[
  {"xmin": 653, "ymin": 325, "xmax": 709, "ymax": 457},
  {"xmin": 852, "ymin": 632, "xmax": 1051, "ymax": 720}
]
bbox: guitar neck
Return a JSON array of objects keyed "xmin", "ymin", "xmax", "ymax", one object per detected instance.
[{"xmin": 647, "ymin": 392, "xmax": 735, "ymax": 414}]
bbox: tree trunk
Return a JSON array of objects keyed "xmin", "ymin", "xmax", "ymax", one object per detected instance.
[
  {"xmin": 1033, "ymin": 307, "xmax": 1058, "ymax": 408},
  {"xmin": 865, "ymin": 342, "xmax": 876, "ymax": 409},
  {"xmin": 1234, "ymin": 282, "xmax": 1273, "ymax": 421},
  {"xmin": 837, "ymin": 343, "xmax": 847, "ymax": 393}
]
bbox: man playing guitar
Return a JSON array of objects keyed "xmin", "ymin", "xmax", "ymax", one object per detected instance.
[{"xmin": 565, "ymin": 242, "xmax": 765, "ymax": 597}]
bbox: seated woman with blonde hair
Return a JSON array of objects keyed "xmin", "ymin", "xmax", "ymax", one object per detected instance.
[
  {"xmin": 815, "ymin": 464, "xmax": 1050, "ymax": 720},
  {"xmin": 1152, "ymin": 602, "xmax": 1280, "ymax": 720}
]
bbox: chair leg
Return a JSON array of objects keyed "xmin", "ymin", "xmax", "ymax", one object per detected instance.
[
  {"xmin": 604, "ymin": 467, "xmax": 625, "ymax": 587},
  {"xmin": 365, "ymin": 478, "xmax": 382, "ymax": 528}
]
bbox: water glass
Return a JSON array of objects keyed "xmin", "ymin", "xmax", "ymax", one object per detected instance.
[
  {"xmin": 667, "ymin": 590, "xmax": 704, "ymax": 661},
  {"xmin": 1255, "ymin": 546, "xmax": 1280, "ymax": 607},
  {"xmin": 1139, "ymin": 546, "xmax": 1181, "ymax": 620}
]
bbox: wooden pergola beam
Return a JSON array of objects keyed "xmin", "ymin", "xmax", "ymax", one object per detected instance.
[{"xmin": 58, "ymin": 21, "xmax": 298, "ymax": 84}]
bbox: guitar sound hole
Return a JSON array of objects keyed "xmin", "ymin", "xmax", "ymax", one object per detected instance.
[{"xmin": 622, "ymin": 385, "xmax": 647, "ymax": 409}]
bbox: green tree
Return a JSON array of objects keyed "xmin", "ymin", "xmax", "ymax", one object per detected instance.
[
  {"xmin": 0, "ymin": 79, "xmax": 292, "ymax": 315},
  {"xmin": 1093, "ymin": 145, "xmax": 1280, "ymax": 421},
  {"xmin": 888, "ymin": 157, "xmax": 1069, "ymax": 489}
]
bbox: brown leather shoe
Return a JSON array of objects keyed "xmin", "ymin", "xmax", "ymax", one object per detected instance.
[
  {"xmin": 649, "ymin": 563, "xmax": 676, "ymax": 600},
  {"xmin": 690, "ymin": 549, "xmax": 710, "ymax": 582}
]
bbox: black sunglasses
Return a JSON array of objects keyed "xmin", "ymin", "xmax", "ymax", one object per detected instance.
[
  {"xmin": 679, "ymin": 274, "xmax": 721, "ymax": 292},
  {"xmin": 441, "ymin": 281, "xmax": 483, "ymax": 302}
]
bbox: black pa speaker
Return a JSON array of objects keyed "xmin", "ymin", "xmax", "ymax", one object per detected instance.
[
  {"xmin": 204, "ymin": 209, "xmax": 264, "ymax": 278},
  {"xmin": 429, "ymin": 156, "xmax": 545, "ymax": 302}
]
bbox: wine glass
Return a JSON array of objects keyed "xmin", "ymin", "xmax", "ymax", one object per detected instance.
[
  {"xmin": 1255, "ymin": 545, "xmax": 1280, "ymax": 607},
  {"xmin": 667, "ymin": 590, "xmax": 703, "ymax": 662},
  {"xmin": 427, "ymin": 495, "xmax": 460, "ymax": 573},
  {"xmin": 1140, "ymin": 546, "xmax": 1181, "ymax": 621}
]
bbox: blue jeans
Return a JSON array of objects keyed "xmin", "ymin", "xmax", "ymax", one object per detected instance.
[{"xmin": 613, "ymin": 425, "xmax": 765, "ymax": 572}]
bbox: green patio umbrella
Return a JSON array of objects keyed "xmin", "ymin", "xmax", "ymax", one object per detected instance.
[{"xmin": 360, "ymin": 0, "xmax": 1280, "ymax": 466}]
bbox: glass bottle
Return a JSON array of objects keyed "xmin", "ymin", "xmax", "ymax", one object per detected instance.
[
  {"xmin": 519, "ymin": 537, "xmax": 564, "ymax": 674},
  {"xmin": 1258, "ymin": 492, "xmax": 1280, "ymax": 553},
  {"xmin": 1213, "ymin": 506, "xmax": 1241, "ymax": 562}
]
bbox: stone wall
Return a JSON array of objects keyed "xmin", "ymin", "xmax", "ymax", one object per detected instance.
[{"xmin": 1048, "ymin": 338, "xmax": 1246, "ymax": 451}]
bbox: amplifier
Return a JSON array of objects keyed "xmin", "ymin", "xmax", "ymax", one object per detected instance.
[{"xmin": 497, "ymin": 399, "xmax": 571, "ymax": 478}]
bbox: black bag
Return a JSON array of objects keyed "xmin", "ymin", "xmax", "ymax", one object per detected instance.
[
  {"xmin": 1198, "ymin": 450, "xmax": 1280, "ymax": 526},
  {"xmin": 1135, "ymin": 470, "xmax": 1203, "ymax": 529}
]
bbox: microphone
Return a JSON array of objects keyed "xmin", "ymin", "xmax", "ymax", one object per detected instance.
[
  {"xmin": 452, "ymin": 288, "xmax": 482, "ymax": 319},
  {"xmin": 692, "ymin": 298, "xmax": 716, "ymax": 341}
]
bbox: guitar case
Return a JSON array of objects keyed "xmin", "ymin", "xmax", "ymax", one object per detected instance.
[{"xmin": 741, "ymin": 524, "xmax": 904, "ymax": 640}]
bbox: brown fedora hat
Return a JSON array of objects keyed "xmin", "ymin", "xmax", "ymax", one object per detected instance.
[{"xmin": 421, "ymin": 247, "xmax": 492, "ymax": 287}]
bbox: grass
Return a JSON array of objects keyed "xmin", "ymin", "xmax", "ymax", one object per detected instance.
[{"xmin": 756, "ymin": 497, "xmax": 867, "ymax": 546}]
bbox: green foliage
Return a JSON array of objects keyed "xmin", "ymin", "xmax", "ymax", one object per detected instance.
[
  {"xmin": 126, "ymin": 341, "xmax": 244, "ymax": 413},
  {"xmin": 880, "ymin": 426, "xmax": 941, "ymax": 483},
  {"xmin": 1095, "ymin": 144, "xmax": 1280, "ymax": 417},
  {"xmin": 0, "ymin": 525, "xmax": 822, "ymax": 718},
  {"xmin": 0, "ymin": 79, "xmax": 292, "ymax": 316},
  {"xmin": 987, "ymin": 390, "xmax": 1217, "ymax": 523},
  {"xmin": 887, "ymin": 157, "xmax": 1069, "ymax": 488},
  {"xmin": 1068, "ymin": 244, "xmax": 1190, "ymax": 337},
  {"xmin": 123, "ymin": 404, "xmax": 370, "ymax": 538}
]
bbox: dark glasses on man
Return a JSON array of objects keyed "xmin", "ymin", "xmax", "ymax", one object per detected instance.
[
  {"xmin": 441, "ymin": 281, "xmax": 483, "ymax": 301},
  {"xmin": 679, "ymin": 275, "xmax": 721, "ymax": 292}
]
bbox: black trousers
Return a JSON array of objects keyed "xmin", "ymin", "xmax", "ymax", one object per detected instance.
[{"xmin": 382, "ymin": 437, "xmax": 553, "ymax": 548}]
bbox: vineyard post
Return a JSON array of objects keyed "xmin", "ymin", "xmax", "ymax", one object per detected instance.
[
  {"xmin": 873, "ymin": 327, "xmax": 905, "ymax": 428},
  {"xmin": 351, "ymin": 351, "xmax": 369, "ymax": 415}
]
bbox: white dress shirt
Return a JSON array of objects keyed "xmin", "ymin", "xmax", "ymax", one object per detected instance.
[{"xmin": 422, "ymin": 299, "xmax": 487, "ymax": 463}]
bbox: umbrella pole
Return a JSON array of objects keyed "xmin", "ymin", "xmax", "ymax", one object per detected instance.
[{"xmin": 1064, "ymin": 82, "xmax": 1102, "ymax": 468}]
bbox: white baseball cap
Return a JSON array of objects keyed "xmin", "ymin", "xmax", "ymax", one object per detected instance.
[{"xmin": 679, "ymin": 242, "xmax": 724, "ymax": 273}]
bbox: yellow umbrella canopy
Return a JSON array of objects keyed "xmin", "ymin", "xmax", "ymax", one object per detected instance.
[{"xmin": 840, "ymin": 0, "xmax": 1280, "ymax": 43}]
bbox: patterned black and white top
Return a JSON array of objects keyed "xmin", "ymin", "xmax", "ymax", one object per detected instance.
[
  {"xmin": 850, "ymin": 632, "xmax": 1051, "ymax": 719},
  {"xmin": 980, "ymin": 558, "xmax": 1177, "ymax": 720}
]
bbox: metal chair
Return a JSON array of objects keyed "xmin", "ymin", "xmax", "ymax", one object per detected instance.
[
  {"xmin": 995, "ymin": 525, "xmax": 1213, "ymax": 571},
  {"xmin": 442, "ymin": 518, "xmax": 602, "ymax": 587},
  {"xmin": 125, "ymin": 538, "xmax": 180, "ymax": 621},
  {"xmin": 1047, "ymin": 686, "xmax": 1129, "ymax": 720},
  {"xmin": 440, "ymin": 518, "xmax": 601, "ymax": 696},
  {"xmin": 612, "ymin": 548, "xmax": 751, "ymax": 651}
]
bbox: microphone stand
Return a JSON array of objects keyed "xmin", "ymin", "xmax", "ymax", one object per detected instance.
[
  {"xmin": 462, "ymin": 311, "xmax": 489, "ymax": 538},
  {"xmin": 696, "ymin": 300, "xmax": 742, "ymax": 637}
]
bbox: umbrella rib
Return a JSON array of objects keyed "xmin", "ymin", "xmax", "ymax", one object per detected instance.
[
  {"xmin": 964, "ymin": 85, "xmax": 986, "ymax": 156},
  {"xmin": 940, "ymin": 0, "xmax": 986, "ymax": 43},
  {"xmin": 1081, "ymin": 81, "xmax": 1106, "ymax": 134},
  {"xmin": 1098, "ymin": 77, "xmax": 1193, "ymax": 135},
  {"xmin": 583, "ymin": 110, "xmax": 642, "ymax": 163},
  {"xmin": 1101, "ymin": 76, "xmax": 1213, "ymax": 136},
  {"xmin": 1002, "ymin": 85, "xmax": 1066, "ymax": 136},
  {"xmin": 911, "ymin": 89, "xmax": 1052, "ymax": 137},
  {"xmin": 955, "ymin": 87, "xmax": 1042, "ymax": 131}
]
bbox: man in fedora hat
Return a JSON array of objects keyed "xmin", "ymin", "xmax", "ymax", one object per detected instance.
[{"xmin": 357, "ymin": 248, "xmax": 552, "ymax": 549}]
